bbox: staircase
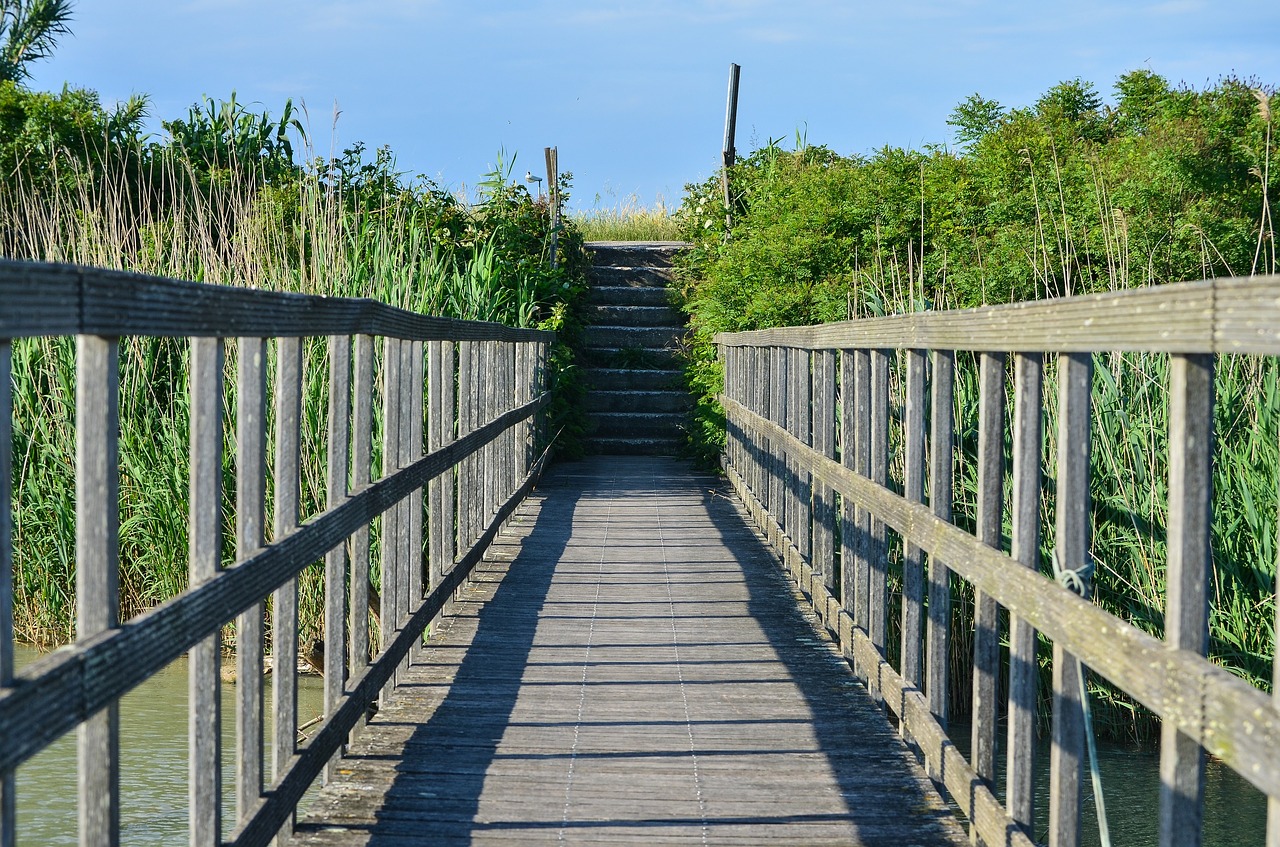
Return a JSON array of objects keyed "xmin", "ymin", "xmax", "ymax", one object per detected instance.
[{"xmin": 582, "ymin": 241, "xmax": 690, "ymax": 455}]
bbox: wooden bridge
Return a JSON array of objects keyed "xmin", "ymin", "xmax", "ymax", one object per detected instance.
[{"xmin": 1, "ymin": 254, "xmax": 1279, "ymax": 847}]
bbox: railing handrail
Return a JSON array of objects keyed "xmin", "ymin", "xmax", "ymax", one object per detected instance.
[
  {"xmin": 717, "ymin": 280, "xmax": 1280, "ymax": 847},
  {"xmin": 715, "ymin": 273, "xmax": 1280, "ymax": 354},
  {"xmin": 0, "ymin": 258, "xmax": 553, "ymax": 343},
  {"xmin": 0, "ymin": 259, "xmax": 555, "ymax": 846}
]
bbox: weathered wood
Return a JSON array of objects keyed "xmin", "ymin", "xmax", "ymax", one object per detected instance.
[
  {"xmin": 296, "ymin": 456, "xmax": 966, "ymax": 847},
  {"xmin": 1007, "ymin": 353, "xmax": 1042, "ymax": 832},
  {"xmin": 1159, "ymin": 353, "xmax": 1214, "ymax": 847},
  {"xmin": 813, "ymin": 350, "xmax": 836, "ymax": 592},
  {"xmin": 76, "ymin": 334, "xmax": 120, "ymax": 847},
  {"xmin": 926, "ymin": 350, "xmax": 954, "ymax": 728},
  {"xmin": 900, "ymin": 349, "xmax": 927, "ymax": 689},
  {"xmin": 380, "ymin": 337, "xmax": 402, "ymax": 698},
  {"xmin": 1050, "ymin": 352, "xmax": 1092, "ymax": 847},
  {"xmin": 972, "ymin": 352, "xmax": 1005, "ymax": 787},
  {"xmin": 272, "ymin": 336, "xmax": 303, "ymax": 846},
  {"xmin": 458, "ymin": 341, "xmax": 474, "ymax": 554},
  {"xmin": 0, "ymin": 368, "xmax": 547, "ymax": 785},
  {"xmin": 868, "ymin": 349, "xmax": 889, "ymax": 653},
  {"xmin": 407, "ymin": 340, "xmax": 425, "ymax": 644},
  {"xmin": 721, "ymin": 393, "xmax": 1280, "ymax": 803},
  {"xmin": 324, "ymin": 335, "xmax": 351, "ymax": 783},
  {"xmin": 237, "ymin": 337, "xmax": 268, "ymax": 823},
  {"xmin": 839, "ymin": 350, "xmax": 856, "ymax": 631},
  {"xmin": 0, "ymin": 259, "xmax": 553, "ymax": 343},
  {"xmin": 348, "ymin": 334, "xmax": 373, "ymax": 741},
  {"xmin": 0, "ymin": 341, "xmax": 12, "ymax": 847},
  {"xmin": 853, "ymin": 349, "xmax": 871, "ymax": 634},
  {"xmin": 794, "ymin": 348, "xmax": 813, "ymax": 563},
  {"xmin": 188, "ymin": 338, "xmax": 223, "ymax": 847}
]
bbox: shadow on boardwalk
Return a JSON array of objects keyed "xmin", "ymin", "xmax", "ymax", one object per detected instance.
[{"xmin": 296, "ymin": 456, "xmax": 961, "ymax": 845}]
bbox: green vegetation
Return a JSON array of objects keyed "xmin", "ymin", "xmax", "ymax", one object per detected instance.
[
  {"xmin": 675, "ymin": 73, "xmax": 1278, "ymax": 736},
  {"xmin": 3, "ymin": 43, "xmax": 590, "ymax": 644},
  {"xmin": 572, "ymin": 194, "xmax": 683, "ymax": 242}
]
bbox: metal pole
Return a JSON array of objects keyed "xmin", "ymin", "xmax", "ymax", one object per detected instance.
[{"xmin": 721, "ymin": 63, "xmax": 741, "ymax": 232}]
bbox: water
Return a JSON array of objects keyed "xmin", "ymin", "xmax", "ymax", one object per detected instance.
[
  {"xmin": 13, "ymin": 645, "xmax": 326, "ymax": 845},
  {"xmin": 949, "ymin": 721, "xmax": 1268, "ymax": 846}
]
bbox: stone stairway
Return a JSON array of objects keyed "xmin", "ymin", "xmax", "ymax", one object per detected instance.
[{"xmin": 582, "ymin": 242, "xmax": 690, "ymax": 455}]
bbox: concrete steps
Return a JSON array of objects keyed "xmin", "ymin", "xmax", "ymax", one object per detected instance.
[{"xmin": 581, "ymin": 241, "xmax": 690, "ymax": 455}]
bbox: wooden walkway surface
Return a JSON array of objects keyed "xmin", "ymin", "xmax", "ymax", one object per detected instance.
[{"xmin": 295, "ymin": 456, "xmax": 965, "ymax": 846}]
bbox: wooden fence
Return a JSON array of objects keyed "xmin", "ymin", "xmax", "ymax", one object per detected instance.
[
  {"xmin": 717, "ymin": 275, "xmax": 1280, "ymax": 847},
  {"xmin": 0, "ymin": 259, "xmax": 554, "ymax": 846}
]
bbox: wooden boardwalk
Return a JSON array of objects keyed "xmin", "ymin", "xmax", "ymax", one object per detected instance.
[{"xmin": 295, "ymin": 456, "xmax": 964, "ymax": 846}]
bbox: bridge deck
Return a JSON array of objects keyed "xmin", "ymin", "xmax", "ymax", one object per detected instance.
[{"xmin": 295, "ymin": 456, "xmax": 965, "ymax": 846}]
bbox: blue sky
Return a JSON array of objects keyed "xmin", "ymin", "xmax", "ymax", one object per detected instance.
[{"xmin": 27, "ymin": 1, "xmax": 1280, "ymax": 211}]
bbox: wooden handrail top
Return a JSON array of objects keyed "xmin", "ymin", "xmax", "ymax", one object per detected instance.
[
  {"xmin": 715, "ymin": 274, "xmax": 1280, "ymax": 354},
  {"xmin": 0, "ymin": 258, "xmax": 554, "ymax": 342}
]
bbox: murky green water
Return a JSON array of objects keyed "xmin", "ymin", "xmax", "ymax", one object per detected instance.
[
  {"xmin": 13, "ymin": 645, "xmax": 325, "ymax": 845},
  {"xmin": 951, "ymin": 721, "xmax": 1268, "ymax": 846}
]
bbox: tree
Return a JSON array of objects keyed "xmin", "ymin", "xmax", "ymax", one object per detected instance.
[
  {"xmin": 947, "ymin": 94, "xmax": 1005, "ymax": 147},
  {"xmin": 0, "ymin": 0, "xmax": 73, "ymax": 84},
  {"xmin": 1112, "ymin": 69, "xmax": 1170, "ymax": 135}
]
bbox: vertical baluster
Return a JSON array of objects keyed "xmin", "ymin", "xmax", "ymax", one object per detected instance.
[
  {"xmin": 793, "ymin": 348, "xmax": 813, "ymax": 565},
  {"xmin": 1007, "ymin": 353, "xmax": 1043, "ymax": 831},
  {"xmin": 442, "ymin": 341, "xmax": 457, "ymax": 586},
  {"xmin": 396, "ymin": 340, "xmax": 412, "ymax": 673},
  {"xmin": 972, "ymin": 352, "xmax": 1006, "ymax": 787},
  {"xmin": 188, "ymin": 338, "xmax": 223, "ymax": 847},
  {"xmin": 408, "ymin": 341, "xmax": 425, "ymax": 627},
  {"xmin": 324, "ymin": 336, "xmax": 350, "ymax": 783},
  {"xmin": 77, "ymin": 334, "xmax": 121, "ymax": 847},
  {"xmin": 869, "ymin": 349, "xmax": 889, "ymax": 654},
  {"xmin": 272, "ymin": 337, "xmax": 302, "ymax": 844},
  {"xmin": 348, "ymin": 335, "xmax": 373, "ymax": 741},
  {"xmin": 481, "ymin": 342, "xmax": 494, "ymax": 532},
  {"xmin": 813, "ymin": 350, "xmax": 836, "ymax": 593},
  {"xmin": 380, "ymin": 337, "xmax": 401, "ymax": 699},
  {"xmin": 926, "ymin": 349, "xmax": 954, "ymax": 728},
  {"xmin": 514, "ymin": 343, "xmax": 530, "ymax": 485},
  {"xmin": 853, "ymin": 349, "xmax": 871, "ymax": 635},
  {"xmin": 1049, "ymin": 351, "xmax": 1092, "ymax": 847},
  {"xmin": 770, "ymin": 346, "xmax": 784, "ymax": 541},
  {"xmin": 1159, "ymin": 352, "xmax": 1214, "ymax": 847},
  {"xmin": 839, "ymin": 349, "xmax": 856, "ymax": 635},
  {"xmin": 236, "ymin": 336, "xmax": 266, "ymax": 824},
  {"xmin": 457, "ymin": 342, "xmax": 474, "ymax": 556},
  {"xmin": 0, "ymin": 343, "xmax": 10, "ymax": 847},
  {"xmin": 751, "ymin": 348, "xmax": 763, "ymax": 499},
  {"xmin": 900, "ymin": 349, "xmax": 927, "ymax": 688}
]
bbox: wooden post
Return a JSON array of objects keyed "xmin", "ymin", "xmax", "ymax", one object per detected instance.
[
  {"xmin": 869, "ymin": 349, "xmax": 890, "ymax": 654},
  {"xmin": 408, "ymin": 340, "xmax": 425, "ymax": 638},
  {"xmin": 926, "ymin": 349, "xmax": 954, "ymax": 729},
  {"xmin": 348, "ymin": 334, "xmax": 373, "ymax": 741},
  {"xmin": 972, "ymin": 352, "xmax": 1006, "ymax": 787},
  {"xmin": 272, "ymin": 336, "xmax": 302, "ymax": 844},
  {"xmin": 0, "ymin": 342, "xmax": 11, "ymax": 847},
  {"xmin": 324, "ymin": 335, "xmax": 351, "ymax": 783},
  {"xmin": 380, "ymin": 337, "xmax": 401, "ymax": 701},
  {"xmin": 721, "ymin": 62, "xmax": 741, "ymax": 232},
  {"xmin": 813, "ymin": 350, "xmax": 836, "ymax": 593},
  {"xmin": 900, "ymin": 349, "xmax": 927, "ymax": 689},
  {"xmin": 545, "ymin": 147, "xmax": 559, "ymax": 269},
  {"xmin": 236, "ymin": 336, "xmax": 267, "ymax": 825},
  {"xmin": 1049, "ymin": 351, "xmax": 1092, "ymax": 847},
  {"xmin": 1159, "ymin": 352, "xmax": 1214, "ymax": 847},
  {"xmin": 189, "ymin": 338, "xmax": 223, "ymax": 847},
  {"xmin": 853, "ymin": 349, "xmax": 871, "ymax": 636},
  {"xmin": 839, "ymin": 349, "xmax": 857, "ymax": 637},
  {"xmin": 1007, "ymin": 352, "xmax": 1043, "ymax": 832},
  {"xmin": 77, "ymin": 334, "xmax": 121, "ymax": 847}
]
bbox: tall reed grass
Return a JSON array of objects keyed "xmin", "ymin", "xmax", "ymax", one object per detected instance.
[{"xmin": 572, "ymin": 194, "xmax": 683, "ymax": 242}]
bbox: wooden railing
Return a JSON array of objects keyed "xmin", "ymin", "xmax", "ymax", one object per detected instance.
[
  {"xmin": 717, "ymin": 275, "xmax": 1280, "ymax": 847},
  {"xmin": 0, "ymin": 259, "xmax": 555, "ymax": 846}
]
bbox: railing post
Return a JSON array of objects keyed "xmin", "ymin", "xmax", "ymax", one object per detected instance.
[
  {"xmin": 272, "ymin": 336, "xmax": 303, "ymax": 843},
  {"xmin": 869, "ymin": 349, "xmax": 889, "ymax": 655},
  {"xmin": 188, "ymin": 337, "xmax": 223, "ymax": 847},
  {"xmin": 973, "ymin": 351, "xmax": 1006, "ymax": 788},
  {"xmin": 900, "ymin": 349, "xmax": 927, "ymax": 689},
  {"xmin": 1159, "ymin": 352, "xmax": 1214, "ymax": 847},
  {"xmin": 380, "ymin": 337, "xmax": 402, "ymax": 698},
  {"xmin": 428, "ymin": 340, "xmax": 456, "ymax": 599},
  {"xmin": 1007, "ymin": 352, "xmax": 1043, "ymax": 832},
  {"xmin": 926, "ymin": 349, "xmax": 954, "ymax": 728},
  {"xmin": 458, "ymin": 341, "xmax": 475, "ymax": 556},
  {"xmin": 0, "ymin": 341, "xmax": 11, "ymax": 847},
  {"xmin": 813, "ymin": 350, "xmax": 836, "ymax": 595},
  {"xmin": 1049, "ymin": 351, "xmax": 1092, "ymax": 847},
  {"xmin": 408, "ymin": 341, "xmax": 425, "ymax": 640},
  {"xmin": 792, "ymin": 347, "xmax": 813, "ymax": 567},
  {"xmin": 77, "ymin": 334, "xmax": 121, "ymax": 847},
  {"xmin": 324, "ymin": 335, "xmax": 351, "ymax": 783},
  {"xmin": 769, "ymin": 347, "xmax": 785, "ymax": 546},
  {"xmin": 348, "ymin": 334, "xmax": 374, "ymax": 741},
  {"xmin": 839, "ymin": 349, "xmax": 857, "ymax": 639},
  {"xmin": 853, "ymin": 349, "xmax": 871, "ymax": 636},
  {"xmin": 236, "ymin": 336, "xmax": 267, "ymax": 825}
]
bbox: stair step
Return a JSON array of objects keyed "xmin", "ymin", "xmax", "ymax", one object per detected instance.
[
  {"xmin": 587, "ymin": 411, "xmax": 685, "ymax": 439},
  {"xmin": 587, "ymin": 266, "xmax": 674, "ymax": 287},
  {"xmin": 582, "ymin": 347, "xmax": 681, "ymax": 369},
  {"xmin": 586, "ymin": 304, "xmax": 683, "ymax": 326},
  {"xmin": 581, "ymin": 325, "xmax": 684, "ymax": 349},
  {"xmin": 586, "ymin": 286, "xmax": 672, "ymax": 307},
  {"xmin": 584, "ymin": 390, "xmax": 692, "ymax": 413},
  {"xmin": 584, "ymin": 436, "xmax": 684, "ymax": 456},
  {"xmin": 586, "ymin": 368, "xmax": 684, "ymax": 391},
  {"xmin": 587, "ymin": 242, "xmax": 687, "ymax": 269}
]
